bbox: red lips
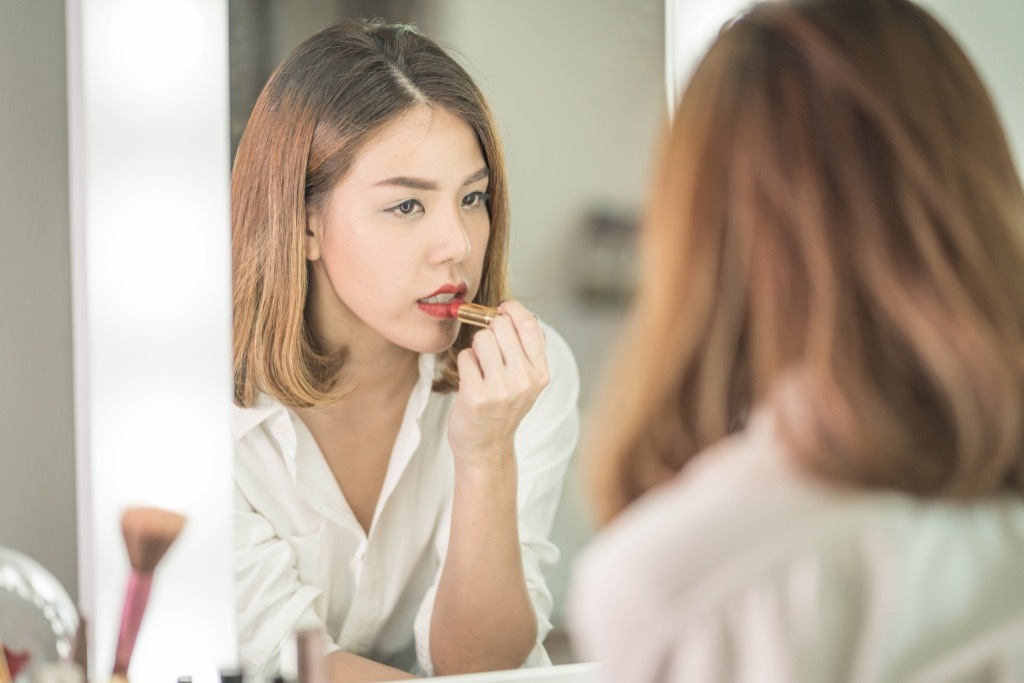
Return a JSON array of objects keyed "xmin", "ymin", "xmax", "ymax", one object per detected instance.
[
  {"xmin": 417, "ymin": 282, "xmax": 467, "ymax": 319},
  {"xmin": 422, "ymin": 282, "xmax": 467, "ymax": 299}
]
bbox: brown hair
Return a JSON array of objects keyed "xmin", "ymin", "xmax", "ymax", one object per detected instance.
[
  {"xmin": 589, "ymin": 0, "xmax": 1024, "ymax": 522},
  {"xmin": 231, "ymin": 19, "xmax": 510, "ymax": 407}
]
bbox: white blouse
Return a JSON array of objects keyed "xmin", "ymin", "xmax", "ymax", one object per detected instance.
[
  {"xmin": 568, "ymin": 410, "xmax": 1024, "ymax": 683},
  {"xmin": 233, "ymin": 323, "xmax": 579, "ymax": 680}
]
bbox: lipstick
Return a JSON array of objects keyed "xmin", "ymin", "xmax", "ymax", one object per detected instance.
[{"xmin": 447, "ymin": 301, "xmax": 500, "ymax": 327}]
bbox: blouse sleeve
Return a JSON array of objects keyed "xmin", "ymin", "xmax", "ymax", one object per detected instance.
[
  {"xmin": 234, "ymin": 484, "xmax": 342, "ymax": 679},
  {"xmin": 413, "ymin": 321, "xmax": 581, "ymax": 675}
]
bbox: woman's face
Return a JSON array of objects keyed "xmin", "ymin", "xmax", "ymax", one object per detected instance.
[{"xmin": 305, "ymin": 105, "xmax": 491, "ymax": 357}]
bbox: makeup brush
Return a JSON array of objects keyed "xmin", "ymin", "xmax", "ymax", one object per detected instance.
[
  {"xmin": 112, "ymin": 507, "xmax": 187, "ymax": 680},
  {"xmin": 1, "ymin": 641, "xmax": 29, "ymax": 681},
  {"xmin": 447, "ymin": 301, "xmax": 500, "ymax": 327},
  {"xmin": 0, "ymin": 640, "xmax": 14, "ymax": 683}
]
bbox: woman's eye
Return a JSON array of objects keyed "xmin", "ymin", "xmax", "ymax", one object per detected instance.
[
  {"xmin": 390, "ymin": 199, "xmax": 422, "ymax": 216},
  {"xmin": 462, "ymin": 191, "xmax": 491, "ymax": 208}
]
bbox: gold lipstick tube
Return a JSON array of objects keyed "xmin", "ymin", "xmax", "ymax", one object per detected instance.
[{"xmin": 455, "ymin": 302, "xmax": 500, "ymax": 327}]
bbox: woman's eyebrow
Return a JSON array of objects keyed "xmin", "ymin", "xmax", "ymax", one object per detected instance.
[
  {"xmin": 373, "ymin": 166, "xmax": 489, "ymax": 191},
  {"xmin": 462, "ymin": 166, "xmax": 490, "ymax": 186},
  {"xmin": 375, "ymin": 176, "xmax": 437, "ymax": 190}
]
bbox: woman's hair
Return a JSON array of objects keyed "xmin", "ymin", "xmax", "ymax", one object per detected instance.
[
  {"xmin": 589, "ymin": 0, "xmax": 1024, "ymax": 522},
  {"xmin": 232, "ymin": 19, "xmax": 510, "ymax": 407}
]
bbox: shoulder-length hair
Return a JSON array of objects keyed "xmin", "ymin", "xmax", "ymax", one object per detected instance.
[
  {"xmin": 232, "ymin": 19, "xmax": 510, "ymax": 407},
  {"xmin": 589, "ymin": 0, "xmax": 1024, "ymax": 522}
]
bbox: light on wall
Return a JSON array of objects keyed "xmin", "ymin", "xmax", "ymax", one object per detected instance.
[
  {"xmin": 664, "ymin": 0, "xmax": 751, "ymax": 114},
  {"xmin": 99, "ymin": 0, "xmax": 207, "ymax": 102},
  {"xmin": 66, "ymin": 0, "xmax": 237, "ymax": 681}
]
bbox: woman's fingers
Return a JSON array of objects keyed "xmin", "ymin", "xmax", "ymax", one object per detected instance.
[
  {"xmin": 449, "ymin": 302, "xmax": 550, "ymax": 460},
  {"xmin": 451, "ymin": 303, "xmax": 548, "ymax": 411},
  {"xmin": 471, "ymin": 321, "xmax": 507, "ymax": 379},
  {"xmin": 496, "ymin": 301, "xmax": 549, "ymax": 378},
  {"xmin": 456, "ymin": 346, "xmax": 484, "ymax": 385},
  {"xmin": 455, "ymin": 303, "xmax": 549, "ymax": 396},
  {"xmin": 468, "ymin": 303, "xmax": 548, "ymax": 385}
]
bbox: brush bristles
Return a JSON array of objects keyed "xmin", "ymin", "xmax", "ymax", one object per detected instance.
[{"xmin": 120, "ymin": 507, "xmax": 187, "ymax": 573}]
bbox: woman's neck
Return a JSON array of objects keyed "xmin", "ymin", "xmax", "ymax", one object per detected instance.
[
  {"xmin": 350, "ymin": 341, "xmax": 421, "ymax": 403},
  {"xmin": 307, "ymin": 339, "xmax": 421, "ymax": 423}
]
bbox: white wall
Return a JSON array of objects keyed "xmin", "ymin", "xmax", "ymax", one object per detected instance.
[{"xmin": 0, "ymin": 0, "xmax": 78, "ymax": 601}]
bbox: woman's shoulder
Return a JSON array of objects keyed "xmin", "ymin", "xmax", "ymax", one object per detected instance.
[
  {"xmin": 231, "ymin": 395, "xmax": 300, "ymax": 483},
  {"xmin": 572, "ymin": 415, "xmax": 848, "ymax": 604},
  {"xmin": 571, "ymin": 412, "xmax": 1024, "ymax": 677},
  {"xmin": 578, "ymin": 416, "xmax": 1024, "ymax": 599},
  {"xmin": 232, "ymin": 394, "xmax": 288, "ymax": 443}
]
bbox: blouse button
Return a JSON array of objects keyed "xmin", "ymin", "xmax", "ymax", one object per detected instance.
[{"xmin": 350, "ymin": 545, "xmax": 367, "ymax": 578}]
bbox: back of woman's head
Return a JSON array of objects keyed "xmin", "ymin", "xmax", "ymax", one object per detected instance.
[
  {"xmin": 590, "ymin": 0, "xmax": 1024, "ymax": 521},
  {"xmin": 232, "ymin": 19, "xmax": 509, "ymax": 407}
]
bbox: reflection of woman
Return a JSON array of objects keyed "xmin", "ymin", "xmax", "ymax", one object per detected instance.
[
  {"xmin": 569, "ymin": 0, "xmax": 1024, "ymax": 680},
  {"xmin": 230, "ymin": 19, "xmax": 578, "ymax": 681}
]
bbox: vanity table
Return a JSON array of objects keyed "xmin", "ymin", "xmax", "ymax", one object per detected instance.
[{"xmin": 401, "ymin": 663, "xmax": 599, "ymax": 683}]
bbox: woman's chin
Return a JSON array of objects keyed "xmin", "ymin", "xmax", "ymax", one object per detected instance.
[
  {"xmin": 426, "ymin": 329, "xmax": 462, "ymax": 354},
  {"xmin": 399, "ymin": 324, "xmax": 460, "ymax": 355}
]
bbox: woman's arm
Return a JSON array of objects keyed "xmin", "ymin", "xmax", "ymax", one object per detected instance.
[
  {"xmin": 431, "ymin": 442, "xmax": 537, "ymax": 674},
  {"xmin": 326, "ymin": 651, "xmax": 418, "ymax": 681},
  {"xmin": 429, "ymin": 302, "xmax": 577, "ymax": 675}
]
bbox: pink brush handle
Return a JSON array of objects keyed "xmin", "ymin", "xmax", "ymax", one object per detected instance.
[{"xmin": 113, "ymin": 570, "xmax": 154, "ymax": 676}]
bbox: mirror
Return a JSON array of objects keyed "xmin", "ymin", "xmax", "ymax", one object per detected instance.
[{"xmin": 225, "ymin": 0, "xmax": 665, "ymax": 676}]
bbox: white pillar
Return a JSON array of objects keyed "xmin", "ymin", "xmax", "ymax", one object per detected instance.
[
  {"xmin": 66, "ymin": 1, "xmax": 237, "ymax": 680},
  {"xmin": 664, "ymin": 0, "xmax": 751, "ymax": 114}
]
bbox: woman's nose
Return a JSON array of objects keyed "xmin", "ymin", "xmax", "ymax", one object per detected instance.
[{"xmin": 429, "ymin": 211, "xmax": 472, "ymax": 264}]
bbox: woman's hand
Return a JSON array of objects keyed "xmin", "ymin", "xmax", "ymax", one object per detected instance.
[
  {"xmin": 447, "ymin": 300, "xmax": 549, "ymax": 467},
  {"xmin": 434, "ymin": 301, "xmax": 548, "ymax": 673}
]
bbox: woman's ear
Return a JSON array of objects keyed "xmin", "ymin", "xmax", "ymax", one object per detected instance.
[{"xmin": 305, "ymin": 211, "xmax": 322, "ymax": 262}]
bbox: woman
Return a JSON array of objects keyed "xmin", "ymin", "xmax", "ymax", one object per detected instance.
[
  {"xmin": 231, "ymin": 19, "xmax": 579, "ymax": 681},
  {"xmin": 569, "ymin": 0, "xmax": 1024, "ymax": 680}
]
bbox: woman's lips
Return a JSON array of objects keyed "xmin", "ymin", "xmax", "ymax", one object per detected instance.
[
  {"xmin": 420, "ymin": 283, "xmax": 467, "ymax": 300},
  {"xmin": 418, "ymin": 292, "xmax": 466, "ymax": 319},
  {"xmin": 418, "ymin": 283, "xmax": 467, "ymax": 319}
]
